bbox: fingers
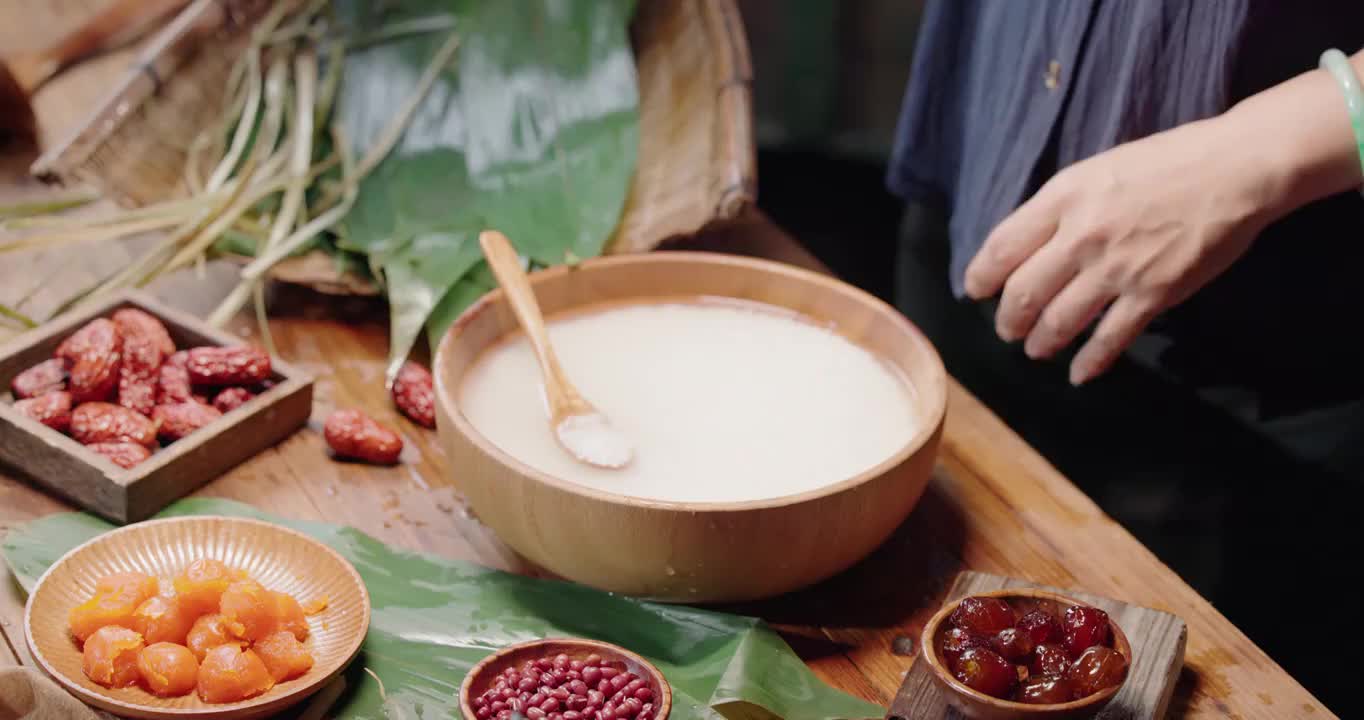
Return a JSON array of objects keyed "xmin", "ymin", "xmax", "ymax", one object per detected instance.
[
  {"xmin": 993, "ymin": 235, "xmax": 1080, "ymax": 342},
  {"xmin": 964, "ymin": 188, "xmax": 1062, "ymax": 300},
  {"xmin": 1069, "ymin": 294, "xmax": 1162, "ymax": 385},
  {"xmin": 1023, "ymin": 271, "xmax": 1117, "ymax": 359}
]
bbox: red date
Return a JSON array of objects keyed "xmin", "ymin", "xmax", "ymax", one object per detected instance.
[
  {"xmin": 212, "ymin": 387, "xmax": 255, "ymax": 413},
  {"xmin": 1067, "ymin": 645, "xmax": 1127, "ymax": 698},
  {"xmin": 70, "ymin": 402, "xmax": 157, "ymax": 447},
  {"xmin": 13, "ymin": 391, "xmax": 73, "ymax": 432},
  {"xmin": 1017, "ymin": 609, "xmax": 1064, "ymax": 646},
  {"xmin": 185, "ymin": 346, "xmax": 271, "ymax": 386},
  {"xmin": 152, "ymin": 401, "xmax": 223, "ymax": 442},
  {"xmin": 58, "ymin": 319, "xmax": 122, "ymax": 404},
  {"xmin": 990, "ymin": 627, "xmax": 1035, "ymax": 662},
  {"xmin": 1032, "ymin": 643, "xmax": 1071, "ymax": 677},
  {"xmin": 1018, "ymin": 674, "xmax": 1075, "ymax": 704},
  {"xmin": 87, "ymin": 442, "xmax": 153, "ymax": 469},
  {"xmin": 950, "ymin": 596, "xmax": 1016, "ymax": 637},
  {"xmin": 10, "ymin": 358, "xmax": 67, "ymax": 399},
  {"xmin": 323, "ymin": 409, "xmax": 403, "ymax": 465},
  {"xmin": 953, "ymin": 647, "xmax": 1017, "ymax": 698},
  {"xmin": 1063, "ymin": 606, "xmax": 1111, "ymax": 658}
]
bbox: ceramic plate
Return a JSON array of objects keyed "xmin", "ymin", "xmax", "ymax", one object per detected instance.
[{"xmin": 24, "ymin": 516, "xmax": 370, "ymax": 719}]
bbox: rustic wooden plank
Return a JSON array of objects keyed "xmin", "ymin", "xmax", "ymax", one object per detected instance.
[{"xmin": 888, "ymin": 571, "xmax": 1186, "ymax": 720}]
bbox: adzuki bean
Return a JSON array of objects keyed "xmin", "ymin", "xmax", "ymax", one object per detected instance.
[{"xmin": 476, "ymin": 655, "xmax": 656, "ymax": 720}]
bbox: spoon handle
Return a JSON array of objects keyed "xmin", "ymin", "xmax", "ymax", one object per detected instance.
[{"xmin": 478, "ymin": 230, "xmax": 587, "ymax": 417}]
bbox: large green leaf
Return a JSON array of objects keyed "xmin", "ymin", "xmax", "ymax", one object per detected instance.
[
  {"xmin": 2, "ymin": 500, "xmax": 883, "ymax": 720},
  {"xmin": 334, "ymin": 0, "xmax": 639, "ymax": 379}
]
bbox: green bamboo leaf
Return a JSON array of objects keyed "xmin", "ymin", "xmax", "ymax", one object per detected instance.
[
  {"xmin": 2, "ymin": 499, "xmax": 884, "ymax": 720},
  {"xmin": 334, "ymin": 0, "xmax": 639, "ymax": 375}
]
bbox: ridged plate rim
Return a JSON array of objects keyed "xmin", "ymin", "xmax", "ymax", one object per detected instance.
[{"xmin": 23, "ymin": 515, "xmax": 371, "ymax": 720}]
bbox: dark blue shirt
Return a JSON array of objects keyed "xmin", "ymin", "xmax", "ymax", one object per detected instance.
[
  {"xmin": 890, "ymin": 0, "xmax": 1361, "ymax": 297},
  {"xmin": 889, "ymin": 0, "xmax": 1364, "ymax": 410}
]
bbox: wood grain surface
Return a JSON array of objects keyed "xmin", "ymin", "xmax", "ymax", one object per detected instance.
[
  {"xmin": 0, "ymin": 12, "xmax": 1339, "ymax": 719},
  {"xmin": 891, "ymin": 572, "xmax": 1186, "ymax": 720}
]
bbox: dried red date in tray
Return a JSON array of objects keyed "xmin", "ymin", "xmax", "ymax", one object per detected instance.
[{"xmin": 0, "ymin": 289, "xmax": 313, "ymax": 523}]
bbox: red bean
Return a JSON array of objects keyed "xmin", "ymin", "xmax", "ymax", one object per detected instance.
[
  {"xmin": 609, "ymin": 674, "xmax": 629, "ymax": 691},
  {"xmin": 537, "ymin": 658, "xmax": 554, "ymax": 670},
  {"xmin": 523, "ymin": 661, "xmax": 538, "ymax": 674},
  {"xmin": 541, "ymin": 698, "xmax": 560, "ymax": 712},
  {"xmin": 568, "ymin": 679, "xmax": 589, "ymax": 696},
  {"xmin": 517, "ymin": 677, "xmax": 537, "ymax": 692},
  {"xmin": 476, "ymin": 707, "xmax": 491, "ymax": 719},
  {"xmin": 504, "ymin": 688, "xmax": 517, "ymax": 700},
  {"xmin": 539, "ymin": 672, "xmax": 558, "ymax": 687},
  {"xmin": 566, "ymin": 670, "xmax": 581, "ymax": 681},
  {"xmin": 554, "ymin": 654, "xmax": 570, "ymax": 668},
  {"xmin": 504, "ymin": 667, "xmax": 518, "ymax": 678},
  {"xmin": 526, "ymin": 709, "xmax": 546, "ymax": 720},
  {"xmin": 597, "ymin": 680, "xmax": 611, "ymax": 694},
  {"xmin": 551, "ymin": 687, "xmax": 570, "ymax": 701},
  {"xmin": 582, "ymin": 667, "xmax": 601, "ymax": 684},
  {"xmin": 602, "ymin": 667, "xmax": 621, "ymax": 680},
  {"xmin": 563, "ymin": 712, "xmax": 582, "ymax": 720},
  {"xmin": 491, "ymin": 701, "xmax": 506, "ymax": 713},
  {"xmin": 473, "ymin": 696, "xmax": 487, "ymax": 709},
  {"xmin": 570, "ymin": 660, "xmax": 585, "ymax": 671},
  {"xmin": 496, "ymin": 712, "xmax": 511, "ymax": 720},
  {"xmin": 566, "ymin": 696, "xmax": 587, "ymax": 710},
  {"xmin": 588, "ymin": 690, "xmax": 605, "ymax": 706},
  {"xmin": 585, "ymin": 654, "xmax": 602, "ymax": 665},
  {"xmin": 622, "ymin": 679, "xmax": 643, "ymax": 696},
  {"xmin": 529, "ymin": 692, "xmax": 546, "ymax": 707},
  {"xmin": 622, "ymin": 698, "xmax": 643, "ymax": 715},
  {"xmin": 633, "ymin": 687, "xmax": 652, "ymax": 702},
  {"xmin": 552, "ymin": 668, "xmax": 568, "ymax": 682},
  {"xmin": 549, "ymin": 714, "xmax": 563, "ymax": 720}
]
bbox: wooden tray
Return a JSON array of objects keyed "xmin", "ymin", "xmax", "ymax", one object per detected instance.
[
  {"xmin": 889, "ymin": 572, "xmax": 1187, "ymax": 720},
  {"xmin": 0, "ymin": 290, "xmax": 312, "ymax": 524}
]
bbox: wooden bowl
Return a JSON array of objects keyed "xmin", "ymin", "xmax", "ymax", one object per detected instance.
[
  {"xmin": 432, "ymin": 251, "xmax": 947, "ymax": 602},
  {"xmin": 459, "ymin": 638, "xmax": 671, "ymax": 720},
  {"xmin": 920, "ymin": 589, "xmax": 1132, "ymax": 720},
  {"xmin": 24, "ymin": 516, "xmax": 371, "ymax": 720}
]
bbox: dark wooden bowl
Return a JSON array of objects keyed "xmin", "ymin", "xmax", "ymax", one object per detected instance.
[
  {"xmin": 459, "ymin": 638, "xmax": 672, "ymax": 720},
  {"xmin": 920, "ymin": 589, "xmax": 1132, "ymax": 720}
]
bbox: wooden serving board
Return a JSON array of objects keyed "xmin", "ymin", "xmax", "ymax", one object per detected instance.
[
  {"xmin": 888, "ymin": 572, "xmax": 1187, "ymax": 720},
  {"xmin": 0, "ymin": 290, "xmax": 313, "ymax": 523}
]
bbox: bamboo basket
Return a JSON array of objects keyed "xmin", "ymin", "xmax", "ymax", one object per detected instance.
[{"xmin": 17, "ymin": 0, "xmax": 757, "ymax": 295}]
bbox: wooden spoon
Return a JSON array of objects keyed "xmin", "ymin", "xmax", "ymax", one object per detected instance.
[{"xmin": 479, "ymin": 230, "xmax": 634, "ymax": 470}]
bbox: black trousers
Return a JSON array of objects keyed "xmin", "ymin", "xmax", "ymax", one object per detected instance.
[{"xmin": 893, "ymin": 201, "xmax": 1363, "ymax": 716}]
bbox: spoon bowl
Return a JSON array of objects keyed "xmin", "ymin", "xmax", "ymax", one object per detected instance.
[{"xmin": 478, "ymin": 230, "xmax": 634, "ymax": 470}]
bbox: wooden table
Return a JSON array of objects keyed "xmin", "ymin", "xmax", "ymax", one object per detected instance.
[
  {"xmin": 0, "ymin": 13, "xmax": 1334, "ymax": 719},
  {"xmin": 0, "ymin": 204, "xmax": 1334, "ymax": 719}
]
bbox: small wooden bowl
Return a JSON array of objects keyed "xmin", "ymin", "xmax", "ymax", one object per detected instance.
[
  {"xmin": 433, "ymin": 251, "xmax": 948, "ymax": 603},
  {"xmin": 459, "ymin": 638, "xmax": 672, "ymax": 720},
  {"xmin": 25, "ymin": 516, "xmax": 371, "ymax": 720},
  {"xmin": 920, "ymin": 589, "xmax": 1132, "ymax": 720}
]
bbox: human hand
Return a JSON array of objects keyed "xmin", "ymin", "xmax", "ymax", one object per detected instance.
[{"xmin": 963, "ymin": 116, "xmax": 1281, "ymax": 384}]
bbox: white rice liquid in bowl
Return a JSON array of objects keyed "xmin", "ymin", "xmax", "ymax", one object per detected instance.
[{"xmin": 457, "ymin": 298, "xmax": 919, "ymax": 504}]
